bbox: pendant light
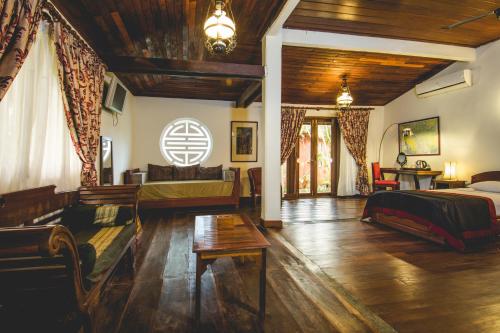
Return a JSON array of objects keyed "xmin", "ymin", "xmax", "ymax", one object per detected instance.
[
  {"xmin": 336, "ymin": 76, "xmax": 353, "ymax": 108},
  {"xmin": 204, "ymin": 0, "xmax": 237, "ymax": 55}
]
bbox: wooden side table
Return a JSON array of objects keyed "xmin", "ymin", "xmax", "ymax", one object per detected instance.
[{"xmin": 434, "ymin": 179, "xmax": 467, "ymax": 189}]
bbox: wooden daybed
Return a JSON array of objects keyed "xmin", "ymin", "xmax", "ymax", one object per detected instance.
[
  {"xmin": 138, "ymin": 167, "xmax": 241, "ymax": 209},
  {"xmin": 0, "ymin": 185, "xmax": 140, "ymax": 333},
  {"xmin": 363, "ymin": 171, "xmax": 500, "ymax": 250}
]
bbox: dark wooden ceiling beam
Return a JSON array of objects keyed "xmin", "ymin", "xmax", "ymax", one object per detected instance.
[
  {"xmin": 50, "ymin": 0, "xmax": 111, "ymax": 62},
  {"xmin": 109, "ymin": 57, "xmax": 265, "ymax": 80},
  {"xmin": 236, "ymin": 81, "xmax": 262, "ymax": 108}
]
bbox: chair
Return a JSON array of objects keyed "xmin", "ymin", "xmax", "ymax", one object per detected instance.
[
  {"xmin": 372, "ymin": 162, "xmax": 400, "ymax": 192},
  {"xmin": 247, "ymin": 167, "xmax": 262, "ymax": 207}
]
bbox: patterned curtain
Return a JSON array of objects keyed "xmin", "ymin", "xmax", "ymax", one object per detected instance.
[
  {"xmin": 49, "ymin": 8, "xmax": 106, "ymax": 186},
  {"xmin": 0, "ymin": 0, "xmax": 45, "ymax": 101},
  {"xmin": 337, "ymin": 110, "xmax": 371, "ymax": 195},
  {"xmin": 281, "ymin": 106, "xmax": 307, "ymax": 164}
]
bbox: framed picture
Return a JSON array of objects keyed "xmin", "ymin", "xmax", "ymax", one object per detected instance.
[
  {"xmin": 399, "ymin": 116, "xmax": 440, "ymax": 156},
  {"xmin": 231, "ymin": 121, "xmax": 258, "ymax": 162}
]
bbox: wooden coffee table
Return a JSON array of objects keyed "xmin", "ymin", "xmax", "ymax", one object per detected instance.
[{"xmin": 193, "ymin": 214, "xmax": 271, "ymax": 325}]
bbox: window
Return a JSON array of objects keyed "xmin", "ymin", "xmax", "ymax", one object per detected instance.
[
  {"xmin": 0, "ymin": 22, "xmax": 81, "ymax": 193},
  {"xmin": 160, "ymin": 118, "xmax": 213, "ymax": 166}
]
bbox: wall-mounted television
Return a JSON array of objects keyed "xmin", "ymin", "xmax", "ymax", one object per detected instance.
[{"xmin": 103, "ymin": 74, "xmax": 127, "ymax": 114}]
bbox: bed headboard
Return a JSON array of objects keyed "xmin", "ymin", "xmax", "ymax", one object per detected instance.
[{"xmin": 471, "ymin": 171, "xmax": 500, "ymax": 184}]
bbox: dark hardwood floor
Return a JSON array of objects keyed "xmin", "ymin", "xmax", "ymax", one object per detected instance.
[{"xmin": 94, "ymin": 198, "xmax": 500, "ymax": 333}]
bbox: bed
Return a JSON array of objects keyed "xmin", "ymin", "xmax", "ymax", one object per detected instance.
[
  {"xmin": 138, "ymin": 168, "xmax": 240, "ymax": 209},
  {"xmin": 362, "ymin": 171, "xmax": 500, "ymax": 251}
]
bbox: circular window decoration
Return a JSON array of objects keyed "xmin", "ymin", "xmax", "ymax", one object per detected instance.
[{"xmin": 160, "ymin": 118, "xmax": 213, "ymax": 166}]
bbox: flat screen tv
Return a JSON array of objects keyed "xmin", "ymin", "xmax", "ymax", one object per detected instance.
[{"xmin": 103, "ymin": 75, "xmax": 127, "ymax": 114}]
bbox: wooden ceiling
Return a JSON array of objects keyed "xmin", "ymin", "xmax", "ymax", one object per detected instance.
[
  {"xmin": 285, "ymin": 0, "xmax": 500, "ymax": 47},
  {"xmin": 51, "ymin": 0, "xmax": 498, "ymax": 106},
  {"xmin": 282, "ymin": 46, "xmax": 452, "ymax": 106},
  {"xmin": 51, "ymin": 0, "xmax": 284, "ymax": 102}
]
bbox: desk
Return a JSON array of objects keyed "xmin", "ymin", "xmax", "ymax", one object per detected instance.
[
  {"xmin": 193, "ymin": 214, "xmax": 270, "ymax": 326},
  {"xmin": 381, "ymin": 168, "xmax": 443, "ymax": 190}
]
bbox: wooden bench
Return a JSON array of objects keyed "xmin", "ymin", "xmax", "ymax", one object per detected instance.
[{"xmin": 0, "ymin": 185, "xmax": 140, "ymax": 333}]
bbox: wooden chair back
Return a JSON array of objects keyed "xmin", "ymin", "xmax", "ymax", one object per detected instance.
[{"xmin": 248, "ymin": 167, "xmax": 262, "ymax": 196}]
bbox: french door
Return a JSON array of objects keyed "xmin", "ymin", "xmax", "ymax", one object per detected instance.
[{"xmin": 282, "ymin": 118, "xmax": 339, "ymax": 198}]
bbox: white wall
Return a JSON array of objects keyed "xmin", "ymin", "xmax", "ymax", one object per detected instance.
[
  {"xmin": 382, "ymin": 38, "xmax": 500, "ymax": 185},
  {"xmin": 100, "ymin": 92, "xmax": 134, "ymax": 184},
  {"xmin": 130, "ymin": 97, "xmax": 263, "ymax": 196}
]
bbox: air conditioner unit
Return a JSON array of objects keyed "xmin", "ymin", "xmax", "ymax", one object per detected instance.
[{"xmin": 415, "ymin": 69, "xmax": 472, "ymax": 98}]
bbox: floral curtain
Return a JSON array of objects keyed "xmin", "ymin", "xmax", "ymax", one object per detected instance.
[
  {"xmin": 281, "ymin": 106, "xmax": 307, "ymax": 164},
  {"xmin": 0, "ymin": 0, "xmax": 45, "ymax": 101},
  {"xmin": 48, "ymin": 5, "xmax": 106, "ymax": 186},
  {"xmin": 337, "ymin": 110, "xmax": 371, "ymax": 195}
]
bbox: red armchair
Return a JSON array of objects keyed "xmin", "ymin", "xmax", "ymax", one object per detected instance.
[{"xmin": 372, "ymin": 162, "xmax": 400, "ymax": 192}]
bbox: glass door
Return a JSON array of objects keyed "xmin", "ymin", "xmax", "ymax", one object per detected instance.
[
  {"xmin": 297, "ymin": 119, "xmax": 334, "ymax": 197},
  {"xmin": 316, "ymin": 121, "xmax": 333, "ymax": 194},
  {"xmin": 297, "ymin": 122, "xmax": 312, "ymax": 195}
]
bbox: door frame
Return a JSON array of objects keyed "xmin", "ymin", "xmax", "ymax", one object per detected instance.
[{"xmin": 283, "ymin": 117, "xmax": 340, "ymax": 199}]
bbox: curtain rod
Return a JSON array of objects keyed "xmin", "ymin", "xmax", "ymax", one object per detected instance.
[
  {"xmin": 44, "ymin": 2, "xmax": 101, "ymax": 61},
  {"xmin": 281, "ymin": 104, "xmax": 375, "ymax": 112}
]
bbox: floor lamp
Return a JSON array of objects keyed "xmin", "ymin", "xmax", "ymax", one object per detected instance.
[{"xmin": 378, "ymin": 123, "xmax": 413, "ymax": 163}]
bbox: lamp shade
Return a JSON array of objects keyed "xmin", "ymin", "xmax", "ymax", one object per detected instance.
[
  {"xmin": 444, "ymin": 161, "xmax": 457, "ymax": 180},
  {"xmin": 336, "ymin": 77, "xmax": 353, "ymax": 107},
  {"xmin": 204, "ymin": 0, "xmax": 237, "ymax": 54}
]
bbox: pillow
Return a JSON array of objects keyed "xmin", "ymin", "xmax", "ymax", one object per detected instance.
[
  {"xmin": 174, "ymin": 164, "xmax": 200, "ymax": 180},
  {"xmin": 62, "ymin": 205, "xmax": 134, "ymax": 231},
  {"xmin": 94, "ymin": 205, "xmax": 133, "ymax": 227},
  {"xmin": 62, "ymin": 205, "xmax": 97, "ymax": 232},
  {"xmin": 148, "ymin": 163, "xmax": 174, "ymax": 181},
  {"xmin": 199, "ymin": 165, "xmax": 223, "ymax": 180},
  {"xmin": 469, "ymin": 181, "xmax": 500, "ymax": 193}
]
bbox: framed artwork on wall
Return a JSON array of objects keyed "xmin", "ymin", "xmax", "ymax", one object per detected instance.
[
  {"xmin": 399, "ymin": 116, "xmax": 440, "ymax": 156},
  {"xmin": 231, "ymin": 121, "xmax": 258, "ymax": 162}
]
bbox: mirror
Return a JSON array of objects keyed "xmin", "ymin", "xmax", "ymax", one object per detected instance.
[{"xmin": 100, "ymin": 136, "xmax": 114, "ymax": 185}]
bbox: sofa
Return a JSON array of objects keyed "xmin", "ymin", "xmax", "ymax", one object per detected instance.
[
  {"xmin": 0, "ymin": 185, "xmax": 140, "ymax": 333},
  {"xmin": 126, "ymin": 164, "xmax": 240, "ymax": 209}
]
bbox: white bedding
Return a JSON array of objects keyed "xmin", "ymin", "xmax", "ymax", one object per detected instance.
[{"xmin": 434, "ymin": 188, "xmax": 500, "ymax": 217}]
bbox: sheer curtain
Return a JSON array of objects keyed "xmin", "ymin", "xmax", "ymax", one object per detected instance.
[
  {"xmin": 337, "ymin": 135, "xmax": 359, "ymax": 196},
  {"xmin": 0, "ymin": 22, "xmax": 81, "ymax": 193}
]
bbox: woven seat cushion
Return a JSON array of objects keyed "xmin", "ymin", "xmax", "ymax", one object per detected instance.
[{"xmin": 375, "ymin": 180, "xmax": 400, "ymax": 185}]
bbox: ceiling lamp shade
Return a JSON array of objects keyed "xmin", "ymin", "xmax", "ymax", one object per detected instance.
[
  {"xmin": 336, "ymin": 76, "xmax": 353, "ymax": 108},
  {"xmin": 204, "ymin": 0, "xmax": 237, "ymax": 55}
]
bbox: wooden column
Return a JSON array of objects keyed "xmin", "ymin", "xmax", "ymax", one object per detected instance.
[{"xmin": 261, "ymin": 32, "xmax": 283, "ymax": 228}]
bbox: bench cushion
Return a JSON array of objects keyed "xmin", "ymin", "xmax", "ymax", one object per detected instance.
[{"xmin": 73, "ymin": 223, "xmax": 135, "ymax": 284}]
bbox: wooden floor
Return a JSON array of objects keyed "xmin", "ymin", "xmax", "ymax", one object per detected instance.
[{"xmin": 95, "ymin": 198, "xmax": 500, "ymax": 333}]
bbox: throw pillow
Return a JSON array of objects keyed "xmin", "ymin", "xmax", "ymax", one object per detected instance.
[
  {"xmin": 174, "ymin": 164, "xmax": 200, "ymax": 180},
  {"xmin": 148, "ymin": 163, "xmax": 174, "ymax": 181},
  {"xmin": 199, "ymin": 165, "xmax": 223, "ymax": 180}
]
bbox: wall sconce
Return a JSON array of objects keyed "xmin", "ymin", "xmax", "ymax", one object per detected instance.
[{"xmin": 444, "ymin": 161, "xmax": 457, "ymax": 180}]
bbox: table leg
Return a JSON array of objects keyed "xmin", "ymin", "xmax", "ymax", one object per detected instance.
[
  {"xmin": 195, "ymin": 254, "xmax": 202, "ymax": 327},
  {"xmin": 431, "ymin": 176, "xmax": 437, "ymax": 189},
  {"xmin": 413, "ymin": 175, "xmax": 421, "ymax": 190},
  {"xmin": 259, "ymin": 248, "xmax": 267, "ymax": 322}
]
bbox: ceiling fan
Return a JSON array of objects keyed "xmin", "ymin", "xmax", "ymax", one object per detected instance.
[{"xmin": 442, "ymin": 8, "xmax": 500, "ymax": 29}]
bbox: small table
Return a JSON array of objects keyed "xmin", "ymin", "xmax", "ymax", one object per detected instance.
[
  {"xmin": 193, "ymin": 214, "xmax": 271, "ymax": 326},
  {"xmin": 381, "ymin": 168, "xmax": 443, "ymax": 190},
  {"xmin": 434, "ymin": 179, "xmax": 467, "ymax": 189}
]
